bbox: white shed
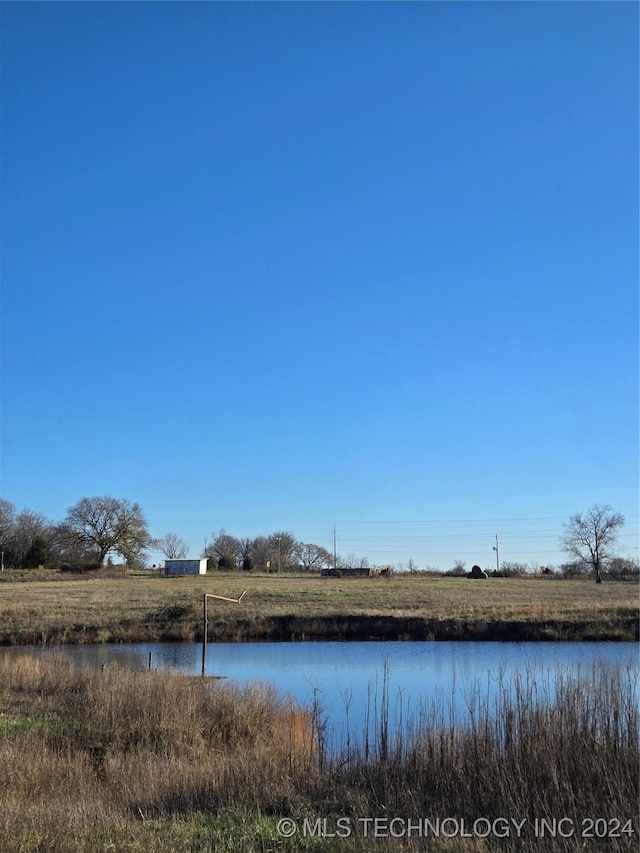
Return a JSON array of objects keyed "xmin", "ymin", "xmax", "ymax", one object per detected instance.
[{"xmin": 164, "ymin": 558, "xmax": 208, "ymax": 576}]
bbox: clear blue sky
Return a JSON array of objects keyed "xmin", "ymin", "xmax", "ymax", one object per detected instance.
[{"xmin": 1, "ymin": 2, "xmax": 638, "ymax": 570}]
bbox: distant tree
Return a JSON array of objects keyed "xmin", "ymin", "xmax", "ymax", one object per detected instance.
[
  {"xmin": 64, "ymin": 496, "xmax": 151, "ymax": 565},
  {"xmin": 206, "ymin": 529, "xmax": 240, "ymax": 570},
  {"xmin": 344, "ymin": 553, "xmax": 370, "ymax": 570},
  {"xmin": 607, "ymin": 556, "xmax": 640, "ymax": 579},
  {"xmin": 155, "ymin": 532, "xmax": 189, "ymax": 559},
  {"xmin": 23, "ymin": 535, "xmax": 52, "ymax": 569},
  {"xmin": 559, "ymin": 560, "xmax": 589, "ymax": 579},
  {"xmin": 11, "ymin": 509, "xmax": 50, "ymax": 568},
  {"xmin": 407, "ymin": 559, "xmax": 418, "ymax": 574},
  {"xmin": 241, "ymin": 555, "xmax": 254, "ymax": 572},
  {"xmin": 295, "ymin": 542, "xmax": 332, "ymax": 572},
  {"xmin": 560, "ymin": 504, "xmax": 625, "ymax": 584},
  {"xmin": 48, "ymin": 521, "xmax": 99, "ymax": 566},
  {"xmin": 500, "ymin": 561, "xmax": 530, "ymax": 578},
  {"xmin": 268, "ymin": 531, "xmax": 297, "ymax": 572},
  {"xmin": 239, "ymin": 538, "xmax": 253, "ymax": 563},
  {"xmin": 449, "ymin": 560, "xmax": 467, "ymax": 576},
  {"xmin": 0, "ymin": 499, "xmax": 16, "ymax": 567},
  {"xmin": 247, "ymin": 536, "xmax": 271, "ymax": 572}
]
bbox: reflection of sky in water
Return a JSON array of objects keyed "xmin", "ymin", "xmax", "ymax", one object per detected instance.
[{"xmin": 3, "ymin": 642, "xmax": 636, "ymax": 751}]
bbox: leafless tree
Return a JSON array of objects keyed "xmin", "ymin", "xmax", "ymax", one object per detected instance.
[
  {"xmin": 295, "ymin": 542, "xmax": 332, "ymax": 571},
  {"xmin": 246, "ymin": 536, "xmax": 271, "ymax": 571},
  {"xmin": 205, "ymin": 529, "xmax": 241, "ymax": 569},
  {"xmin": 154, "ymin": 532, "xmax": 188, "ymax": 559},
  {"xmin": 48, "ymin": 521, "xmax": 98, "ymax": 564},
  {"xmin": 0, "ymin": 499, "xmax": 16, "ymax": 567},
  {"xmin": 451, "ymin": 559, "xmax": 467, "ymax": 576},
  {"xmin": 11, "ymin": 509, "xmax": 50, "ymax": 567},
  {"xmin": 560, "ymin": 504, "xmax": 625, "ymax": 584},
  {"xmin": 344, "ymin": 553, "xmax": 370, "ymax": 570},
  {"xmin": 268, "ymin": 531, "xmax": 297, "ymax": 571}
]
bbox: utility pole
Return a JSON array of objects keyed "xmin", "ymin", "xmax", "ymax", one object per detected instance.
[
  {"xmin": 333, "ymin": 527, "xmax": 337, "ymax": 572},
  {"xmin": 492, "ymin": 534, "xmax": 500, "ymax": 574}
]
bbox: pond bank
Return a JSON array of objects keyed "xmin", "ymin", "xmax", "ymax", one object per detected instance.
[{"xmin": 2, "ymin": 612, "xmax": 637, "ymax": 646}]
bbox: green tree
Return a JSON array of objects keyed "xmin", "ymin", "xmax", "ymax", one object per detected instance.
[
  {"xmin": 217, "ymin": 554, "xmax": 235, "ymax": 571},
  {"xmin": 23, "ymin": 535, "xmax": 52, "ymax": 568},
  {"xmin": 12, "ymin": 509, "xmax": 50, "ymax": 568}
]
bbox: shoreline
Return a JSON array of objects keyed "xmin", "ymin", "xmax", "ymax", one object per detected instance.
[{"xmin": 2, "ymin": 612, "xmax": 637, "ymax": 646}]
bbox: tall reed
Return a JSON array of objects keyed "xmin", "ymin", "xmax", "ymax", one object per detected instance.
[{"xmin": 0, "ymin": 652, "xmax": 637, "ymax": 851}]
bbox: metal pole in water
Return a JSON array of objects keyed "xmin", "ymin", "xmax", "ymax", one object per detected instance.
[
  {"xmin": 201, "ymin": 591, "xmax": 246, "ymax": 677},
  {"xmin": 201, "ymin": 593, "xmax": 208, "ymax": 676}
]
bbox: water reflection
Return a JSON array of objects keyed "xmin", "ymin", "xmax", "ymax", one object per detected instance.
[{"xmin": 2, "ymin": 641, "xmax": 636, "ymax": 750}]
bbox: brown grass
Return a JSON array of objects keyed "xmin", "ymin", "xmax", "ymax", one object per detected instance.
[
  {"xmin": 0, "ymin": 572, "xmax": 637, "ymax": 644},
  {"xmin": 0, "ymin": 653, "xmax": 637, "ymax": 852}
]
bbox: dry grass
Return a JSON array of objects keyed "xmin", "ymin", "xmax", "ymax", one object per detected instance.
[
  {"xmin": 0, "ymin": 654, "xmax": 318, "ymax": 851},
  {"xmin": 0, "ymin": 572, "xmax": 637, "ymax": 644},
  {"xmin": 0, "ymin": 653, "xmax": 637, "ymax": 852}
]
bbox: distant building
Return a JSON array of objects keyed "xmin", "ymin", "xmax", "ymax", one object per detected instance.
[{"xmin": 164, "ymin": 558, "xmax": 208, "ymax": 576}]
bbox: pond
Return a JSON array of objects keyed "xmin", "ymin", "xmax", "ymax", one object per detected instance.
[{"xmin": 4, "ymin": 641, "xmax": 637, "ymax": 751}]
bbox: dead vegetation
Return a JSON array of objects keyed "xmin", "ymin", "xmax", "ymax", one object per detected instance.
[{"xmin": 0, "ymin": 653, "xmax": 637, "ymax": 851}]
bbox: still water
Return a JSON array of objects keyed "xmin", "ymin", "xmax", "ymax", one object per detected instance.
[{"xmin": 6, "ymin": 641, "xmax": 637, "ymax": 749}]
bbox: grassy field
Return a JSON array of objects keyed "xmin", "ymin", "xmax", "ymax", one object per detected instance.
[
  {"xmin": 0, "ymin": 652, "xmax": 637, "ymax": 852},
  {"xmin": 0, "ymin": 570, "xmax": 637, "ymax": 644}
]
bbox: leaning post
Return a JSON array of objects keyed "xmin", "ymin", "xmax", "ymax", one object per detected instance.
[
  {"xmin": 201, "ymin": 593, "xmax": 208, "ymax": 677},
  {"xmin": 201, "ymin": 590, "xmax": 247, "ymax": 677}
]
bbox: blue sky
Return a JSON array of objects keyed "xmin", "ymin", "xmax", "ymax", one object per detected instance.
[{"xmin": 1, "ymin": 2, "xmax": 638, "ymax": 570}]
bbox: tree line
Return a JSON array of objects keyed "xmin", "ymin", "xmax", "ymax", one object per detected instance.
[
  {"xmin": 0, "ymin": 496, "xmax": 150, "ymax": 570},
  {"xmin": 201, "ymin": 529, "xmax": 336, "ymax": 573},
  {"xmin": 0, "ymin": 496, "xmax": 347, "ymax": 573},
  {"xmin": 0, "ymin": 497, "xmax": 632, "ymax": 583}
]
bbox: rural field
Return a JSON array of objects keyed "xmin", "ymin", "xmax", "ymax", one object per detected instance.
[{"xmin": 0, "ymin": 570, "xmax": 637, "ymax": 644}]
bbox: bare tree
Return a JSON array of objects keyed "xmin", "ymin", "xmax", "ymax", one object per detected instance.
[
  {"xmin": 268, "ymin": 531, "xmax": 297, "ymax": 572},
  {"xmin": 450, "ymin": 559, "xmax": 467, "ymax": 576},
  {"xmin": 64, "ymin": 496, "xmax": 151, "ymax": 566},
  {"xmin": 0, "ymin": 499, "xmax": 16, "ymax": 568},
  {"xmin": 246, "ymin": 536, "xmax": 271, "ymax": 571},
  {"xmin": 295, "ymin": 542, "xmax": 332, "ymax": 572},
  {"xmin": 154, "ymin": 533, "xmax": 189, "ymax": 559},
  {"xmin": 560, "ymin": 504, "xmax": 625, "ymax": 584},
  {"xmin": 205, "ymin": 529, "xmax": 241, "ymax": 570},
  {"xmin": 344, "ymin": 553, "xmax": 370, "ymax": 570},
  {"xmin": 48, "ymin": 521, "xmax": 99, "ymax": 565},
  {"xmin": 11, "ymin": 509, "xmax": 50, "ymax": 568}
]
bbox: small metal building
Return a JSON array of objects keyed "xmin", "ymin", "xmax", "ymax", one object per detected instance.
[{"xmin": 164, "ymin": 558, "xmax": 208, "ymax": 576}]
